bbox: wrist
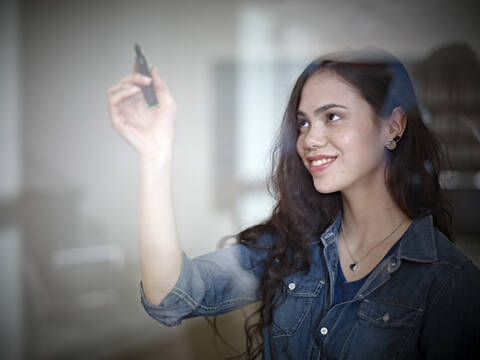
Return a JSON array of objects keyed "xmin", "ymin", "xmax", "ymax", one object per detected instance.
[{"xmin": 139, "ymin": 149, "xmax": 173, "ymax": 168}]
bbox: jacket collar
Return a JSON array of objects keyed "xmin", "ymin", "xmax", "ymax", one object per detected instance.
[
  {"xmin": 317, "ymin": 210, "xmax": 342, "ymax": 247},
  {"xmin": 316, "ymin": 209, "xmax": 438, "ymax": 263},
  {"xmin": 397, "ymin": 214, "xmax": 438, "ymax": 262}
]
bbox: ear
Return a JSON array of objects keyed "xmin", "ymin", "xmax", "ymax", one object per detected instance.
[{"xmin": 385, "ymin": 107, "xmax": 407, "ymax": 139}]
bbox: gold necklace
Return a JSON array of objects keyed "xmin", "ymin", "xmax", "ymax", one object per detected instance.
[{"xmin": 341, "ymin": 218, "xmax": 409, "ymax": 272}]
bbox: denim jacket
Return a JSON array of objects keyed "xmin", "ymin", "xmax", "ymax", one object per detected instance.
[{"xmin": 140, "ymin": 213, "xmax": 480, "ymax": 359}]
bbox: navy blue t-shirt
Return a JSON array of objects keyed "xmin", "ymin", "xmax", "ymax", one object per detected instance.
[{"xmin": 334, "ymin": 239, "xmax": 401, "ymax": 305}]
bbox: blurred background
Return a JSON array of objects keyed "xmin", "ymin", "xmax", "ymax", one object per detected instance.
[{"xmin": 1, "ymin": 0, "xmax": 479, "ymax": 359}]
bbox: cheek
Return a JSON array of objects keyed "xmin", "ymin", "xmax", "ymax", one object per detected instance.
[
  {"xmin": 334, "ymin": 130, "xmax": 356, "ymax": 154},
  {"xmin": 343, "ymin": 130, "xmax": 384, "ymax": 168},
  {"xmin": 340, "ymin": 124, "xmax": 378, "ymax": 154}
]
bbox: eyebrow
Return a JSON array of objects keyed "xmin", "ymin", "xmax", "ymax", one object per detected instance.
[{"xmin": 296, "ymin": 103, "xmax": 348, "ymax": 117}]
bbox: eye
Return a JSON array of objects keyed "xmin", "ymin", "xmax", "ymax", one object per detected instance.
[
  {"xmin": 297, "ymin": 119, "xmax": 309, "ymax": 129},
  {"xmin": 326, "ymin": 113, "xmax": 341, "ymax": 122}
]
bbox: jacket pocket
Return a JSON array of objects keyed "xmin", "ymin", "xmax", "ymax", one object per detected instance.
[
  {"xmin": 271, "ymin": 274, "xmax": 325, "ymax": 338},
  {"xmin": 357, "ymin": 299, "xmax": 423, "ymax": 328},
  {"xmin": 340, "ymin": 299, "xmax": 424, "ymax": 359}
]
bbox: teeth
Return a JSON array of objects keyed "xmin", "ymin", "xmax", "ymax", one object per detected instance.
[{"xmin": 311, "ymin": 157, "xmax": 336, "ymax": 166}]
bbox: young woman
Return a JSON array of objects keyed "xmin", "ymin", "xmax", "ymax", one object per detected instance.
[{"xmin": 107, "ymin": 48, "xmax": 480, "ymax": 359}]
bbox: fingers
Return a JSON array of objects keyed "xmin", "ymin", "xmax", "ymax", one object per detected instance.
[
  {"xmin": 109, "ymin": 67, "xmax": 149, "ymax": 97},
  {"xmin": 107, "ymin": 69, "xmax": 154, "ymax": 122},
  {"xmin": 107, "ymin": 82, "xmax": 142, "ymax": 106},
  {"xmin": 107, "ymin": 71, "xmax": 148, "ymax": 110},
  {"xmin": 107, "ymin": 67, "xmax": 176, "ymax": 124},
  {"xmin": 119, "ymin": 72, "xmax": 152, "ymax": 87},
  {"xmin": 107, "ymin": 82, "xmax": 143, "ymax": 132},
  {"xmin": 115, "ymin": 66, "xmax": 173, "ymax": 105}
]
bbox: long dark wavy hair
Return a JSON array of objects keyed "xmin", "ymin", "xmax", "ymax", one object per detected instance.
[{"xmin": 212, "ymin": 47, "xmax": 453, "ymax": 359}]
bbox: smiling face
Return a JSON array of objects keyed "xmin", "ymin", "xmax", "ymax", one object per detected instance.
[{"xmin": 296, "ymin": 70, "xmax": 389, "ymax": 195}]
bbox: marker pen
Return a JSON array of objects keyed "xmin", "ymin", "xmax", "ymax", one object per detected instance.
[{"xmin": 134, "ymin": 43, "xmax": 159, "ymax": 109}]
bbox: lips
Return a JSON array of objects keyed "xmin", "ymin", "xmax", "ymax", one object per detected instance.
[{"xmin": 306, "ymin": 155, "xmax": 337, "ymax": 173}]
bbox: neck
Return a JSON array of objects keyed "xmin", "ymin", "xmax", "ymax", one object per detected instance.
[{"xmin": 340, "ymin": 181, "xmax": 411, "ymax": 252}]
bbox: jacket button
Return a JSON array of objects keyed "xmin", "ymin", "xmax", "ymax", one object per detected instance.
[
  {"xmin": 320, "ymin": 327, "xmax": 328, "ymax": 335},
  {"xmin": 288, "ymin": 282, "xmax": 296, "ymax": 290},
  {"xmin": 382, "ymin": 313, "xmax": 390, "ymax": 322}
]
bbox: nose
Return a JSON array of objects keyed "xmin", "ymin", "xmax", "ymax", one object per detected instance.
[{"xmin": 303, "ymin": 124, "xmax": 327, "ymax": 150}]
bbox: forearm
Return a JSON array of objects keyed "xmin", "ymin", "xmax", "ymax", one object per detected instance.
[{"xmin": 138, "ymin": 150, "xmax": 182, "ymax": 306}]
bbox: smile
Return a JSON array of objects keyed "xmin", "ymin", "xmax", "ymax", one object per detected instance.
[
  {"xmin": 311, "ymin": 158, "xmax": 336, "ymax": 166},
  {"xmin": 309, "ymin": 156, "xmax": 336, "ymax": 172}
]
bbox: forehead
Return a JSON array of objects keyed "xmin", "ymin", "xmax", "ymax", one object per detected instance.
[{"xmin": 298, "ymin": 70, "xmax": 366, "ymax": 111}]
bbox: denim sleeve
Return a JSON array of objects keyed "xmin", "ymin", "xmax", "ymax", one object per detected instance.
[
  {"xmin": 140, "ymin": 238, "xmax": 270, "ymax": 327},
  {"xmin": 420, "ymin": 260, "xmax": 480, "ymax": 359}
]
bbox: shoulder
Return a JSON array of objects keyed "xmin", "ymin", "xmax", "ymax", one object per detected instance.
[
  {"xmin": 217, "ymin": 230, "xmax": 276, "ymax": 267},
  {"xmin": 419, "ymin": 233, "xmax": 480, "ymax": 359},
  {"xmin": 400, "ymin": 215, "xmax": 480, "ymax": 303},
  {"xmin": 427, "ymin": 229, "xmax": 480, "ymax": 306},
  {"xmin": 403, "ymin": 214, "xmax": 478, "ymax": 273},
  {"xmin": 252, "ymin": 230, "xmax": 277, "ymax": 248},
  {"xmin": 432, "ymin": 228, "xmax": 479, "ymax": 274}
]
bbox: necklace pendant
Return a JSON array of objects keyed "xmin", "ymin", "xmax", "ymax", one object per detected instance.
[{"xmin": 349, "ymin": 263, "xmax": 358, "ymax": 272}]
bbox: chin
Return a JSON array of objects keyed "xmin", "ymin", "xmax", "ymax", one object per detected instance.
[{"xmin": 312, "ymin": 180, "xmax": 340, "ymax": 194}]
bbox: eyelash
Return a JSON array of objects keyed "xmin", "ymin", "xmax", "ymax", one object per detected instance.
[
  {"xmin": 326, "ymin": 113, "xmax": 341, "ymax": 122},
  {"xmin": 297, "ymin": 112, "xmax": 341, "ymax": 129},
  {"xmin": 298, "ymin": 120, "xmax": 309, "ymax": 129}
]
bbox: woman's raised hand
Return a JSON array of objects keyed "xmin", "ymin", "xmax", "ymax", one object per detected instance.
[
  {"xmin": 107, "ymin": 67, "xmax": 177, "ymax": 161},
  {"xmin": 109, "ymin": 67, "xmax": 182, "ymax": 305}
]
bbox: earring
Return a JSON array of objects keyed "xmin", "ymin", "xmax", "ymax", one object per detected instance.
[{"xmin": 385, "ymin": 135, "xmax": 401, "ymax": 150}]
